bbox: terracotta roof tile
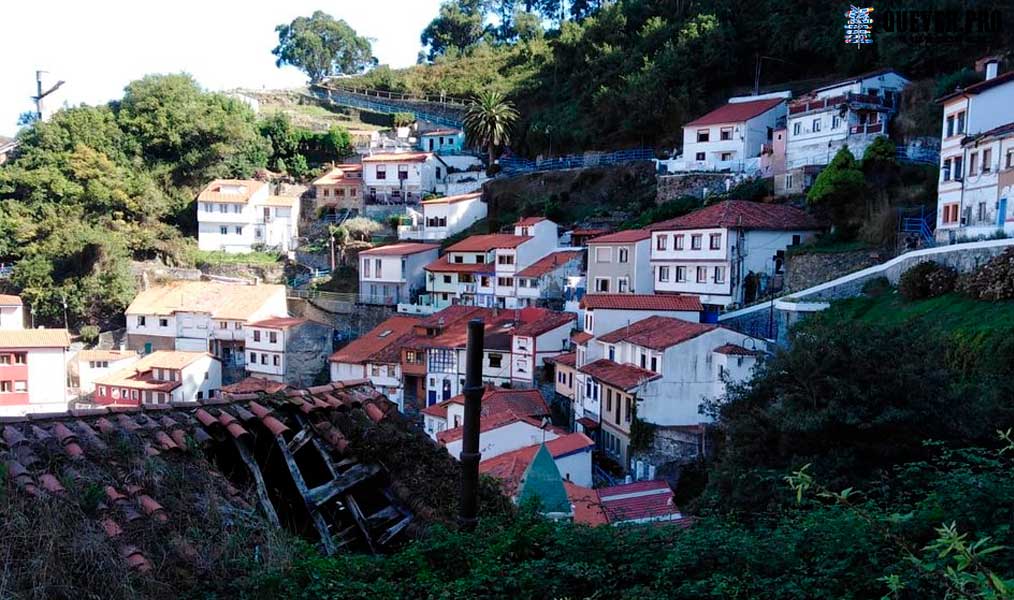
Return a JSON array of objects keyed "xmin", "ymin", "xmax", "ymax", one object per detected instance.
[
  {"xmin": 516, "ymin": 216, "xmax": 547, "ymax": 226},
  {"xmin": 684, "ymin": 97, "xmax": 785, "ymax": 127},
  {"xmin": 580, "ymin": 294, "xmax": 703, "ymax": 312},
  {"xmin": 424, "ymin": 255, "xmax": 495, "ymax": 273},
  {"xmin": 545, "ymin": 351, "xmax": 576, "ymax": 367},
  {"xmin": 446, "ymin": 233, "xmax": 531, "ymax": 252},
  {"xmin": 358, "ymin": 242, "xmax": 439, "ymax": 256},
  {"xmin": 937, "ymin": 69, "xmax": 1014, "ymax": 102},
  {"xmin": 516, "ymin": 250, "xmax": 583, "ymax": 278},
  {"xmin": 479, "ymin": 433, "xmax": 596, "ymax": 496},
  {"xmin": 420, "ymin": 191, "xmax": 482, "ymax": 205},
  {"xmin": 598, "ymin": 480, "xmax": 681, "ymax": 524},
  {"xmin": 597, "ymin": 316, "xmax": 716, "ymax": 350},
  {"xmin": 196, "ymin": 179, "xmax": 266, "ymax": 204},
  {"xmin": 329, "ymin": 315, "xmax": 420, "ymax": 364},
  {"xmin": 75, "ymin": 349, "xmax": 137, "ymax": 362},
  {"xmin": 585, "ymin": 229, "xmax": 651, "ymax": 243},
  {"xmin": 246, "ymin": 316, "xmax": 307, "ymax": 329},
  {"xmin": 125, "ymin": 281, "xmax": 285, "ymax": 321},
  {"xmin": 0, "ymin": 328, "xmax": 71, "ymax": 348},
  {"xmin": 649, "ymin": 200, "xmax": 820, "ymax": 232},
  {"xmin": 511, "ymin": 309, "xmax": 575, "ymax": 337},
  {"xmin": 579, "ymin": 359, "xmax": 661, "ymax": 391},
  {"xmin": 713, "ymin": 343, "xmax": 762, "ymax": 356},
  {"xmin": 0, "ymin": 294, "xmax": 23, "ymax": 305},
  {"xmin": 437, "ymin": 411, "xmax": 554, "ymax": 444},
  {"xmin": 572, "ymin": 331, "xmax": 593, "ymax": 345},
  {"xmin": 361, "ymin": 152, "xmax": 433, "ymax": 163},
  {"xmin": 312, "ymin": 164, "xmax": 363, "ymax": 185}
]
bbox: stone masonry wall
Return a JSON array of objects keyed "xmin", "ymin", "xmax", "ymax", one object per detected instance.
[
  {"xmin": 784, "ymin": 250, "xmax": 884, "ymax": 292},
  {"xmin": 656, "ymin": 173, "xmax": 732, "ymax": 203},
  {"xmin": 285, "ymin": 321, "xmax": 334, "ymax": 387}
]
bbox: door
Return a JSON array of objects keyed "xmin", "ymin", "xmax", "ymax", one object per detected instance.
[
  {"xmin": 998, "ymin": 198, "xmax": 1008, "ymax": 228},
  {"xmin": 427, "ymin": 389, "xmax": 437, "ymax": 406},
  {"xmin": 144, "ymin": 342, "xmax": 152, "ymax": 355},
  {"xmin": 428, "ymin": 139, "xmax": 434, "ymax": 151},
  {"xmin": 442, "ymin": 379, "xmax": 451, "ymax": 401}
]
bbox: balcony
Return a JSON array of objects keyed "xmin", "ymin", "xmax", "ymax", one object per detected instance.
[
  {"xmin": 788, "ymin": 91, "xmax": 895, "ymax": 116},
  {"xmin": 849, "ymin": 122, "xmax": 884, "ymax": 135},
  {"xmin": 397, "ymin": 224, "xmax": 449, "ymax": 241},
  {"xmin": 366, "ymin": 190, "xmax": 424, "ymax": 205}
]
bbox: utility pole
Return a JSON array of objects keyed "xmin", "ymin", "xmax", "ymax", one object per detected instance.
[
  {"xmin": 458, "ymin": 318, "xmax": 485, "ymax": 530},
  {"xmin": 33, "ymin": 71, "xmax": 66, "ymax": 121}
]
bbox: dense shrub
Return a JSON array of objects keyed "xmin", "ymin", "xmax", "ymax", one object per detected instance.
[
  {"xmin": 898, "ymin": 261, "xmax": 956, "ymax": 301},
  {"xmin": 861, "ymin": 276, "xmax": 890, "ymax": 297},
  {"xmin": 79, "ymin": 325, "xmax": 100, "ymax": 345},
  {"xmin": 958, "ymin": 248, "xmax": 1014, "ymax": 301}
]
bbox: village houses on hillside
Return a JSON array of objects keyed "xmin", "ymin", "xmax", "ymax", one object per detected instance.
[{"xmin": 196, "ymin": 179, "xmax": 300, "ymax": 254}]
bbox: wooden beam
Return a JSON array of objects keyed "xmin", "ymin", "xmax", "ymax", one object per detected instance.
[
  {"xmin": 286, "ymin": 427, "xmax": 314, "ymax": 455},
  {"xmin": 291, "ymin": 413, "xmax": 340, "ymax": 478},
  {"xmin": 230, "ymin": 437, "xmax": 281, "ymax": 528},
  {"xmin": 377, "ymin": 514, "xmax": 413, "ymax": 546},
  {"xmin": 305, "ymin": 463, "xmax": 380, "ymax": 506},
  {"xmin": 273, "ymin": 434, "xmax": 338, "ymax": 555},
  {"xmin": 344, "ymin": 494, "xmax": 377, "ymax": 554}
]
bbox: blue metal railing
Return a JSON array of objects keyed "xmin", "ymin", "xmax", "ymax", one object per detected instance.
[
  {"xmin": 500, "ymin": 148, "xmax": 655, "ymax": 176},
  {"xmin": 899, "ymin": 206, "xmax": 935, "ymax": 247},
  {"xmin": 896, "ymin": 145, "xmax": 940, "ymax": 166},
  {"xmin": 309, "ymin": 86, "xmax": 464, "ymax": 129}
]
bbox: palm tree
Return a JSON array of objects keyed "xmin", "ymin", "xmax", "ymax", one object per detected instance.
[{"xmin": 463, "ymin": 90, "xmax": 519, "ymax": 174}]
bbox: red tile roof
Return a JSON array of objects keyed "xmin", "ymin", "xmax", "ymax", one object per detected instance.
[
  {"xmin": 246, "ymin": 317, "xmax": 307, "ymax": 329},
  {"xmin": 361, "ymin": 152, "xmax": 432, "ymax": 163},
  {"xmin": 0, "ymin": 328, "xmax": 71, "ymax": 348},
  {"xmin": 221, "ymin": 377, "xmax": 290, "ymax": 394},
  {"xmin": 511, "ymin": 308, "xmax": 575, "ymax": 337},
  {"xmin": 358, "ymin": 242, "xmax": 440, "ymax": 256},
  {"xmin": 938, "ymin": 69, "xmax": 1014, "ymax": 102},
  {"xmin": 571, "ymin": 228, "xmax": 610, "ymax": 237},
  {"xmin": 649, "ymin": 200, "xmax": 820, "ymax": 232},
  {"xmin": 545, "ymin": 351, "xmax": 576, "ymax": 367},
  {"xmin": 597, "ymin": 316, "xmax": 716, "ymax": 350},
  {"xmin": 565, "ymin": 481, "xmax": 609, "ymax": 525},
  {"xmin": 0, "ymin": 294, "xmax": 22, "ymax": 305},
  {"xmin": 516, "ymin": 250, "xmax": 583, "ymax": 278},
  {"xmin": 598, "ymin": 480, "xmax": 681, "ymax": 524},
  {"xmin": 684, "ymin": 97, "xmax": 785, "ymax": 127},
  {"xmin": 479, "ymin": 432, "xmax": 596, "ymax": 495},
  {"xmin": 580, "ymin": 294, "xmax": 703, "ymax": 312},
  {"xmin": 586, "ymin": 229, "xmax": 651, "ymax": 243},
  {"xmin": 446, "ymin": 233, "xmax": 531, "ymax": 252},
  {"xmin": 429, "ymin": 387, "xmax": 549, "ymax": 423},
  {"xmin": 312, "ymin": 164, "xmax": 363, "ymax": 185},
  {"xmin": 516, "ymin": 216, "xmax": 547, "ymax": 226},
  {"xmin": 420, "ymin": 191, "xmax": 482, "ymax": 205},
  {"xmin": 571, "ymin": 331, "xmax": 593, "ymax": 345},
  {"xmin": 76, "ymin": 349, "xmax": 137, "ymax": 363},
  {"xmin": 437, "ymin": 411, "xmax": 551, "ymax": 444},
  {"xmin": 579, "ymin": 359, "xmax": 661, "ymax": 391},
  {"xmin": 329, "ymin": 315, "xmax": 420, "ymax": 364},
  {"xmin": 424, "ymin": 255, "xmax": 495, "ymax": 273},
  {"xmin": 713, "ymin": 343, "xmax": 762, "ymax": 356}
]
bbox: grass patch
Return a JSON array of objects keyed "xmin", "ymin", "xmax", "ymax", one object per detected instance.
[
  {"xmin": 830, "ymin": 290, "xmax": 1014, "ymax": 332},
  {"xmin": 193, "ymin": 250, "xmax": 282, "ymax": 266},
  {"xmin": 787, "ymin": 239, "xmax": 871, "ymax": 256}
]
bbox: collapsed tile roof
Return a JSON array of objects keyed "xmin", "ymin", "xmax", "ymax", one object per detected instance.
[{"xmin": 0, "ymin": 380, "xmax": 452, "ymax": 577}]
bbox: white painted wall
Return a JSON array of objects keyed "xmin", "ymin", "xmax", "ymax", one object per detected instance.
[
  {"xmin": 443, "ymin": 420, "xmax": 559, "ymax": 460},
  {"xmin": 180, "ymin": 355, "xmax": 222, "ymax": 401},
  {"xmin": 78, "ymin": 356, "xmax": 138, "ymax": 394},
  {"xmin": 0, "ymin": 304, "xmax": 24, "ymax": 330}
]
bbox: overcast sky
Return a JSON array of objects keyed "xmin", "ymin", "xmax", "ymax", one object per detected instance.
[{"xmin": 0, "ymin": 0, "xmax": 443, "ymax": 137}]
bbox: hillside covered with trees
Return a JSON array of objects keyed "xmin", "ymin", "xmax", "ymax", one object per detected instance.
[{"xmin": 346, "ymin": 0, "xmax": 1011, "ymax": 155}]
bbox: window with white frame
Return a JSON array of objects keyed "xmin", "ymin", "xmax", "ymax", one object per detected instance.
[
  {"xmin": 812, "ymin": 118, "xmax": 821, "ymax": 132},
  {"xmin": 697, "ymin": 266, "xmax": 707, "ymax": 283},
  {"xmin": 595, "ymin": 278, "xmax": 610, "ymax": 292},
  {"xmin": 595, "ymin": 247, "xmax": 611, "ymax": 263},
  {"xmin": 691, "ymin": 234, "xmax": 702, "ymax": 250},
  {"xmin": 617, "ymin": 278, "xmax": 629, "ymax": 293},
  {"xmin": 674, "ymin": 234, "xmax": 684, "ymax": 250},
  {"xmin": 676, "ymin": 266, "xmax": 687, "ymax": 282},
  {"xmin": 618, "ymin": 247, "xmax": 628, "ymax": 263},
  {"xmin": 658, "ymin": 266, "xmax": 670, "ymax": 282},
  {"xmin": 709, "ymin": 233, "xmax": 721, "ymax": 250},
  {"xmin": 656, "ymin": 235, "xmax": 667, "ymax": 251},
  {"xmin": 715, "ymin": 266, "xmax": 726, "ymax": 283}
]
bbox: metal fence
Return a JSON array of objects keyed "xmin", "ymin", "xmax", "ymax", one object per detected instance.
[{"xmin": 500, "ymin": 148, "xmax": 655, "ymax": 176}]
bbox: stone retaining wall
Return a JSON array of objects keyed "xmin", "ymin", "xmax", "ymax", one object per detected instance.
[
  {"xmin": 784, "ymin": 249, "xmax": 884, "ymax": 292},
  {"xmin": 656, "ymin": 173, "xmax": 731, "ymax": 203}
]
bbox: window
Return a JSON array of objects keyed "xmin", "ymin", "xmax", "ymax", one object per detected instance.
[
  {"xmin": 595, "ymin": 278, "xmax": 610, "ymax": 292},
  {"xmin": 982, "ymin": 149, "xmax": 992, "ymax": 172},
  {"xmin": 350, "ymin": 188, "xmax": 357, "ymax": 197},
  {"xmin": 954, "ymin": 156, "xmax": 964, "ymax": 180},
  {"xmin": 697, "ymin": 129, "xmax": 710, "ymax": 143},
  {"xmin": 273, "ymin": 355, "xmax": 280, "ymax": 366},
  {"xmin": 1007, "ymin": 149, "xmax": 1014, "ymax": 169},
  {"xmin": 0, "ymin": 381, "xmax": 8, "ymax": 393},
  {"xmin": 595, "ymin": 247, "xmax": 611, "ymax": 263},
  {"xmin": 253, "ymin": 330, "xmax": 261, "ymax": 342},
  {"xmin": 269, "ymin": 331, "xmax": 278, "ymax": 344},
  {"xmin": 697, "ymin": 266, "xmax": 707, "ymax": 283},
  {"xmin": 443, "ymin": 275, "xmax": 452, "ymax": 284},
  {"xmin": 674, "ymin": 234, "xmax": 684, "ymax": 250},
  {"xmin": 942, "ymin": 158, "xmax": 952, "ymax": 181},
  {"xmin": 608, "ymin": 345, "xmax": 616, "ymax": 361},
  {"xmin": 978, "ymin": 202, "xmax": 987, "ymax": 222},
  {"xmin": 792, "ymin": 234, "xmax": 801, "ymax": 245},
  {"xmin": 691, "ymin": 234, "xmax": 702, "ymax": 250},
  {"xmin": 606, "ymin": 388, "xmax": 612, "ymax": 412},
  {"xmin": 812, "ymin": 118, "xmax": 821, "ymax": 132},
  {"xmin": 832, "ymin": 115, "xmax": 840, "ymax": 129},
  {"xmin": 715, "ymin": 266, "xmax": 726, "ymax": 283},
  {"xmin": 584, "ymin": 313, "xmax": 593, "ymax": 332},
  {"xmin": 624, "ymin": 397, "xmax": 632, "ymax": 423},
  {"xmin": 374, "ymin": 259, "xmax": 382, "ymax": 278},
  {"xmin": 650, "ymin": 356, "xmax": 658, "ymax": 373},
  {"xmin": 398, "ymin": 165, "xmax": 409, "ymax": 180},
  {"xmin": 220, "ymin": 226, "xmax": 228, "ymax": 235},
  {"xmin": 497, "ymin": 276, "xmax": 514, "ymax": 287},
  {"xmin": 249, "ymin": 351, "xmax": 257, "ymax": 364},
  {"xmin": 709, "ymin": 233, "xmax": 721, "ymax": 250},
  {"xmin": 676, "ymin": 266, "xmax": 687, "ymax": 282},
  {"xmin": 785, "ymin": 173, "xmax": 794, "ymax": 189},
  {"xmin": 488, "ymin": 353, "xmax": 502, "ymax": 368},
  {"xmin": 159, "ymin": 318, "xmax": 168, "ymax": 327},
  {"xmin": 656, "ymin": 235, "xmax": 667, "ymax": 251},
  {"xmin": 720, "ymin": 152, "xmax": 733, "ymax": 161},
  {"xmin": 234, "ymin": 322, "xmax": 242, "ymax": 330},
  {"xmin": 942, "ymin": 204, "xmax": 959, "ymax": 224},
  {"xmin": 618, "ymin": 247, "xmax": 628, "ymax": 263},
  {"xmin": 497, "ymin": 254, "xmax": 515, "ymax": 265},
  {"xmin": 720, "ymin": 127, "xmax": 732, "ymax": 141},
  {"xmin": 617, "ymin": 278, "xmax": 629, "ymax": 293},
  {"xmin": 218, "ymin": 321, "xmax": 227, "ymax": 330},
  {"xmin": 956, "ymin": 111, "xmax": 965, "ymax": 135},
  {"xmin": 658, "ymin": 266, "xmax": 670, "ymax": 282},
  {"xmin": 261, "ymin": 354, "xmax": 267, "ymax": 365},
  {"xmin": 0, "ymin": 355, "xmax": 9, "ymax": 365},
  {"xmin": 969, "ymin": 152, "xmax": 978, "ymax": 174},
  {"xmin": 695, "ymin": 152, "xmax": 705, "ymax": 161},
  {"xmin": 946, "ymin": 114, "xmax": 955, "ymax": 137},
  {"xmin": 475, "ymin": 254, "xmax": 485, "ymax": 263},
  {"xmin": 792, "ymin": 122, "xmax": 801, "ymax": 136},
  {"xmin": 453, "ymin": 255, "xmax": 464, "ymax": 263},
  {"xmin": 137, "ymin": 316, "xmax": 146, "ymax": 327},
  {"xmin": 376, "ymin": 165, "xmax": 387, "ymax": 180}
]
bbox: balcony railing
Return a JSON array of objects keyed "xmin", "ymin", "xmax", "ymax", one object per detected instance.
[
  {"xmin": 850, "ymin": 122, "xmax": 884, "ymax": 135},
  {"xmin": 788, "ymin": 91, "xmax": 895, "ymax": 115},
  {"xmin": 366, "ymin": 191, "xmax": 424, "ymax": 205}
]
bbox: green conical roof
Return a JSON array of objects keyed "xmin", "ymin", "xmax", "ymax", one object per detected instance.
[{"xmin": 517, "ymin": 443, "xmax": 572, "ymax": 518}]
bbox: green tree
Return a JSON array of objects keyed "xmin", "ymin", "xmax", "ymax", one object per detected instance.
[
  {"xmin": 343, "ymin": 217, "xmax": 383, "ymax": 242},
  {"xmin": 806, "ymin": 146, "xmax": 866, "ymax": 234},
  {"xmin": 273, "ymin": 11, "xmax": 376, "ymax": 82},
  {"xmin": 862, "ymin": 135, "xmax": 899, "ymax": 215},
  {"xmin": 420, "ymin": 0, "xmax": 488, "ymax": 62},
  {"xmin": 463, "ymin": 90, "xmax": 518, "ymax": 173}
]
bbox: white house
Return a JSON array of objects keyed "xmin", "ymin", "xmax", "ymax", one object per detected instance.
[
  {"xmin": 244, "ymin": 317, "xmax": 333, "ymax": 387},
  {"xmin": 0, "ymin": 294, "xmax": 24, "ymax": 330},
  {"xmin": 196, "ymin": 179, "xmax": 300, "ymax": 253},
  {"xmin": 649, "ymin": 200, "xmax": 820, "ymax": 310},
  {"xmin": 783, "ymin": 68, "xmax": 909, "ymax": 183},
  {"xmin": 584, "ymin": 316, "xmax": 765, "ymax": 468},
  {"xmin": 0, "ymin": 328, "xmax": 71, "ymax": 417},
  {"xmin": 935, "ymin": 58, "xmax": 1014, "ymax": 242},
  {"xmin": 329, "ymin": 314, "xmax": 421, "ymax": 409},
  {"xmin": 421, "ymin": 386, "xmax": 549, "ymax": 441},
  {"xmin": 361, "ymin": 152, "xmax": 448, "ymax": 204},
  {"xmin": 398, "ymin": 192, "xmax": 487, "ymax": 241},
  {"xmin": 93, "ymin": 351, "xmax": 222, "ymax": 406},
  {"xmin": 124, "ymin": 281, "xmax": 288, "ymax": 368},
  {"xmin": 423, "ymin": 217, "xmax": 560, "ymax": 310},
  {"xmin": 312, "ymin": 164, "xmax": 364, "ymax": 214},
  {"xmin": 439, "ymin": 412, "xmax": 559, "ymax": 460},
  {"xmin": 585, "ymin": 229, "xmax": 653, "ymax": 294},
  {"xmin": 72, "ymin": 350, "xmax": 138, "ymax": 395},
  {"xmin": 509, "ymin": 309, "xmax": 576, "ymax": 386},
  {"xmin": 676, "ymin": 91, "xmax": 790, "ymax": 173},
  {"xmin": 358, "ymin": 243, "xmax": 440, "ymax": 305}
]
